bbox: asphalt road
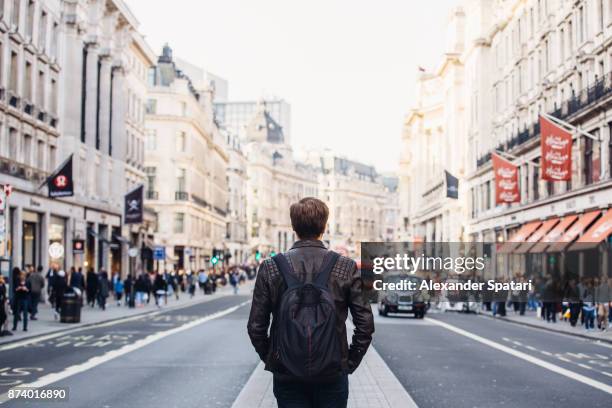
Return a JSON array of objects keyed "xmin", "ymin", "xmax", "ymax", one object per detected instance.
[
  {"xmin": 1, "ymin": 295, "xmax": 611, "ymax": 408},
  {"xmin": 0, "ymin": 294, "xmax": 257, "ymax": 408},
  {"xmin": 372, "ymin": 310, "xmax": 612, "ymax": 408}
]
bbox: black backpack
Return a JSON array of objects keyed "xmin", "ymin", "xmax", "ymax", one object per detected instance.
[{"xmin": 270, "ymin": 251, "xmax": 342, "ymax": 381}]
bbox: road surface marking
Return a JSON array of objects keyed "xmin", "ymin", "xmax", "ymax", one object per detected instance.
[
  {"xmin": 426, "ymin": 317, "xmax": 612, "ymax": 395},
  {"xmin": 540, "ymin": 350, "xmax": 552, "ymax": 356},
  {"xmin": 578, "ymin": 364, "xmax": 592, "ymax": 370},
  {"xmin": 603, "ymin": 372, "xmax": 612, "ymax": 378},
  {"xmin": 0, "ymin": 292, "xmax": 234, "ymax": 352},
  {"xmin": 0, "ymin": 300, "xmax": 250, "ymax": 405}
]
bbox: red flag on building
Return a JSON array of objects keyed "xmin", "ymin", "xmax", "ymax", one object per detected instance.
[
  {"xmin": 492, "ymin": 153, "xmax": 520, "ymax": 204},
  {"xmin": 540, "ymin": 115, "xmax": 573, "ymax": 181}
]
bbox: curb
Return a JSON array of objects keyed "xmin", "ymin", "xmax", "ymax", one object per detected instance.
[
  {"xmin": 478, "ymin": 312, "xmax": 612, "ymax": 344},
  {"xmin": 0, "ymin": 289, "xmax": 236, "ymax": 348}
]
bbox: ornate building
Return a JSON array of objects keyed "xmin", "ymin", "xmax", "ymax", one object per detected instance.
[{"xmin": 144, "ymin": 46, "xmax": 228, "ymax": 271}]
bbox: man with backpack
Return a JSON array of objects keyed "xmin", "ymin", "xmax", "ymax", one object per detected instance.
[{"xmin": 247, "ymin": 197, "xmax": 374, "ymax": 408}]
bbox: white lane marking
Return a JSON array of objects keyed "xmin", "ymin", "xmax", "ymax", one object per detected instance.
[
  {"xmin": 578, "ymin": 364, "xmax": 593, "ymax": 370},
  {"xmin": 526, "ymin": 345, "xmax": 536, "ymax": 351},
  {"xmin": 0, "ymin": 300, "xmax": 250, "ymax": 405},
  {"xmin": 596, "ymin": 354, "xmax": 609, "ymax": 360},
  {"xmin": 540, "ymin": 351, "xmax": 552, "ymax": 356},
  {"xmin": 603, "ymin": 372, "xmax": 612, "ymax": 378},
  {"xmin": 0, "ymin": 293, "xmax": 233, "ymax": 352},
  {"xmin": 557, "ymin": 356, "xmax": 571, "ymax": 363},
  {"xmin": 425, "ymin": 317, "xmax": 612, "ymax": 395}
]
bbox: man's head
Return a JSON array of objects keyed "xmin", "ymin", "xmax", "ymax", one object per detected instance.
[{"xmin": 290, "ymin": 197, "xmax": 329, "ymax": 240}]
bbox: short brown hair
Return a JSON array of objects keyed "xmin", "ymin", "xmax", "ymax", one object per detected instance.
[{"xmin": 290, "ymin": 197, "xmax": 329, "ymax": 240}]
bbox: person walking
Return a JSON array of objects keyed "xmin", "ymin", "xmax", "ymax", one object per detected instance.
[
  {"xmin": 124, "ymin": 274, "xmax": 134, "ymax": 307},
  {"xmin": 52, "ymin": 270, "xmax": 67, "ymax": 320},
  {"xmin": 198, "ymin": 270, "xmax": 208, "ymax": 295},
  {"xmin": 27, "ymin": 266, "xmax": 45, "ymax": 320},
  {"xmin": 153, "ymin": 272, "xmax": 167, "ymax": 308},
  {"xmin": 97, "ymin": 270, "xmax": 110, "ymax": 311},
  {"xmin": 12, "ymin": 270, "xmax": 31, "ymax": 332},
  {"xmin": 595, "ymin": 277, "xmax": 610, "ymax": 332},
  {"xmin": 86, "ymin": 268, "xmax": 98, "ymax": 307},
  {"xmin": 247, "ymin": 197, "xmax": 374, "ymax": 408},
  {"xmin": 0, "ymin": 275, "xmax": 11, "ymax": 336},
  {"xmin": 229, "ymin": 270, "xmax": 239, "ymax": 295}
]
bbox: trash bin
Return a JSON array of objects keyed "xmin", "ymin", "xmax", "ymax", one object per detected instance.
[{"xmin": 60, "ymin": 291, "xmax": 82, "ymax": 323}]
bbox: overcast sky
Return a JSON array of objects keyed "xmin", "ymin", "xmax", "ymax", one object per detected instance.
[{"xmin": 125, "ymin": 0, "xmax": 459, "ymax": 173}]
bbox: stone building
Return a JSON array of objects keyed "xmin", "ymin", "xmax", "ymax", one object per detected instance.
[
  {"xmin": 225, "ymin": 130, "xmax": 248, "ymax": 264},
  {"xmin": 399, "ymin": 6, "xmax": 468, "ymax": 244},
  {"xmin": 244, "ymin": 105, "xmax": 318, "ymax": 257},
  {"xmin": 0, "ymin": 0, "xmax": 152, "ymax": 275},
  {"xmin": 144, "ymin": 45, "xmax": 228, "ymax": 271}
]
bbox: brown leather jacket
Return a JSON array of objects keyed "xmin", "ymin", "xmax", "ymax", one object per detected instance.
[{"xmin": 247, "ymin": 240, "xmax": 374, "ymax": 377}]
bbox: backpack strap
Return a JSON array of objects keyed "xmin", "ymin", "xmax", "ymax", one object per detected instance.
[
  {"xmin": 313, "ymin": 251, "xmax": 340, "ymax": 287},
  {"xmin": 272, "ymin": 254, "xmax": 301, "ymax": 289}
]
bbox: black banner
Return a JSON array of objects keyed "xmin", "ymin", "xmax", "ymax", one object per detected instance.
[
  {"xmin": 445, "ymin": 170, "xmax": 459, "ymax": 199},
  {"xmin": 47, "ymin": 155, "xmax": 74, "ymax": 198},
  {"xmin": 124, "ymin": 185, "xmax": 144, "ymax": 224}
]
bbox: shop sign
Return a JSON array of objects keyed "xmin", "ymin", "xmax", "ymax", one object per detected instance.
[{"xmin": 49, "ymin": 242, "xmax": 65, "ymax": 259}]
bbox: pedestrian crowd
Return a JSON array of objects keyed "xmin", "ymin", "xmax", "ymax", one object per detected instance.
[
  {"xmin": 0, "ymin": 263, "xmax": 254, "ymax": 337},
  {"xmin": 483, "ymin": 275, "xmax": 611, "ymax": 332}
]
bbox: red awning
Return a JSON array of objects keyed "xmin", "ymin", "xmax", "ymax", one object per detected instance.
[
  {"xmin": 569, "ymin": 209, "xmax": 612, "ymax": 251},
  {"xmin": 547, "ymin": 210, "xmax": 601, "ymax": 252},
  {"xmin": 514, "ymin": 218, "xmax": 559, "ymax": 254},
  {"xmin": 497, "ymin": 221, "xmax": 542, "ymax": 254},
  {"xmin": 529, "ymin": 215, "xmax": 578, "ymax": 253}
]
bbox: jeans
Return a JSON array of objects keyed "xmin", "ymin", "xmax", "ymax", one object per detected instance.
[
  {"xmin": 29, "ymin": 292, "xmax": 41, "ymax": 317},
  {"xmin": 273, "ymin": 375, "xmax": 348, "ymax": 408},
  {"xmin": 13, "ymin": 299, "xmax": 29, "ymax": 330},
  {"xmin": 583, "ymin": 308, "xmax": 595, "ymax": 330}
]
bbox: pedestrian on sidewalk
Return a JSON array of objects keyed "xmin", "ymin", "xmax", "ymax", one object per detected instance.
[
  {"xmin": 52, "ymin": 269, "xmax": 67, "ymax": 320},
  {"xmin": 97, "ymin": 270, "xmax": 110, "ymax": 311},
  {"xmin": 114, "ymin": 276, "xmax": 124, "ymax": 306},
  {"xmin": 153, "ymin": 272, "xmax": 166, "ymax": 308},
  {"xmin": 247, "ymin": 197, "xmax": 374, "ymax": 408},
  {"xmin": 27, "ymin": 266, "xmax": 45, "ymax": 320},
  {"xmin": 582, "ymin": 279, "xmax": 596, "ymax": 331},
  {"xmin": 12, "ymin": 270, "xmax": 31, "ymax": 332},
  {"xmin": 86, "ymin": 268, "xmax": 98, "ymax": 308},
  {"xmin": 230, "ymin": 270, "xmax": 239, "ymax": 295},
  {"xmin": 198, "ymin": 269, "xmax": 208, "ymax": 295},
  {"xmin": 124, "ymin": 275, "xmax": 134, "ymax": 307},
  {"xmin": 563, "ymin": 278, "xmax": 581, "ymax": 327},
  {"xmin": 0, "ymin": 275, "xmax": 11, "ymax": 336},
  {"xmin": 595, "ymin": 277, "xmax": 610, "ymax": 332}
]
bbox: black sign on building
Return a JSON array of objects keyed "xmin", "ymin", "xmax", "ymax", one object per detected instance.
[
  {"xmin": 124, "ymin": 185, "xmax": 144, "ymax": 224},
  {"xmin": 445, "ymin": 170, "xmax": 459, "ymax": 199},
  {"xmin": 44, "ymin": 155, "xmax": 74, "ymax": 198}
]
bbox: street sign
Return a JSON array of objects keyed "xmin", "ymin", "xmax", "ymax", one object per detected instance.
[
  {"xmin": 153, "ymin": 246, "xmax": 166, "ymax": 260},
  {"xmin": 128, "ymin": 247, "xmax": 140, "ymax": 258},
  {"xmin": 48, "ymin": 242, "xmax": 65, "ymax": 259}
]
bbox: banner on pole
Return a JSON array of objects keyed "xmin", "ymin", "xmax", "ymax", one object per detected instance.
[
  {"xmin": 492, "ymin": 153, "xmax": 520, "ymax": 204},
  {"xmin": 540, "ymin": 115, "xmax": 573, "ymax": 181}
]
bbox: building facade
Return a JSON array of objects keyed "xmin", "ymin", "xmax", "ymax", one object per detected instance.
[
  {"xmin": 0, "ymin": 0, "xmax": 151, "ymax": 276},
  {"xmin": 399, "ymin": 5, "xmax": 468, "ymax": 244},
  {"xmin": 215, "ymin": 98, "xmax": 292, "ymax": 143},
  {"xmin": 144, "ymin": 46, "xmax": 228, "ymax": 271},
  {"xmin": 225, "ymin": 130, "xmax": 248, "ymax": 264},
  {"xmin": 244, "ymin": 106, "xmax": 318, "ymax": 257},
  {"xmin": 311, "ymin": 151, "xmax": 388, "ymax": 255}
]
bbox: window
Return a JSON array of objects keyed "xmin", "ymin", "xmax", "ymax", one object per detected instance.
[
  {"xmin": 532, "ymin": 161, "xmax": 540, "ymax": 201},
  {"xmin": 38, "ymin": 10, "xmax": 47, "ymax": 51},
  {"xmin": 50, "ymin": 22, "xmax": 58, "ymax": 58},
  {"xmin": 11, "ymin": 0, "xmax": 19, "ymax": 28},
  {"xmin": 8, "ymin": 127, "xmax": 18, "ymax": 160},
  {"xmin": 24, "ymin": 61, "xmax": 32, "ymax": 100},
  {"xmin": 145, "ymin": 166, "xmax": 156, "ymax": 195},
  {"xmin": 145, "ymin": 98, "xmax": 156, "ymax": 114},
  {"xmin": 37, "ymin": 139, "xmax": 44, "ymax": 168},
  {"xmin": 181, "ymin": 102, "xmax": 187, "ymax": 116},
  {"xmin": 48, "ymin": 145, "xmax": 56, "ymax": 171},
  {"xmin": 146, "ymin": 130, "xmax": 156, "ymax": 150},
  {"xmin": 23, "ymin": 133, "xmax": 32, "ymax": 165},
  {"xmin": 147, "ymin": 67, "xmax": 156, "ymax": 86},
  {"xmin": 559, "ymin": 28, "xmax": 565, "ymax": 61},
  {"xmin": 37, "ymin": 70, "xmax": 44, "ymax": 107},
  {"xmin": 584, "ymin": 137, "xmax": 594, "ymax": 185},
  {"xmin": 176, "ymin": 168, "xmax": 186, "ymax": 192},
  {"xmin": 176, "ymin": 131, "xmax": 186, "ymax": 152},
  {"xmin": 50, "ymin": 77, "xmax": 57, "ymax": 114},
  {"xmin": 173, "ymin": 213, "xmax": 185, "ymax": 234},
  {"xmin": 9, "ymin": 51, "xmax": 18, "ymax": 93}
]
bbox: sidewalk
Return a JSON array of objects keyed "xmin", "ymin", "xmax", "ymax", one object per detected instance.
[
  {"xmin": 232, "ymin": 323, "xmax": 418, "ymax": 408},
  {"xmin": 480, "ymin": 309, "xmax": 612, "ymax": 343},
  {"xmin": 0, "ymin": 281, "xmax": 252, "ymax": 346}
]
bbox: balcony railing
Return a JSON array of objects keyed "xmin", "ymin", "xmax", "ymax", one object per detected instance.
[
  {"xmin": 0, "ymin": 156, "xmax": 48, "ymax": 183},
  {"xmin": 175, "ymin": 191, "xmax": 189, "ymax": 201},
  {"xmin": 476, "ymin": 70, "xmax": 612, "ymax": 169}
]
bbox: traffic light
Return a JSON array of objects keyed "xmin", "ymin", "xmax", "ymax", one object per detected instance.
[
  {"xmin": 270, "ymin": 251, "xmax": 276, "ymax": 257},
  {"xmin": 255, "ymin": 250, "xmax": 261, "ymax": 261},
  {"xmin": 211, "ymin": 248, "xmax": 219, "ymax": 265},
  {"xmin": 211, "ymin": 256, "xmax": 218, "ymax": 265}
]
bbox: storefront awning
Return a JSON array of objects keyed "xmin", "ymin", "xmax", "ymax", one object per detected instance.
[
  {"xmin": 497, "ymin": 221, "xmax": 542, "ymax": 254},
  {"xmin": 547, "ymin": 210, "xmax": 601, "ymax": 252},
  {"xmin": 529, "ymin": 215, "xmax": 578, "ymax": 253},
  {"xmin": 568, "ymin": 209, "xmax": 612, "ymax": 251},
  {"xmin": 514, "ymin": 218, "xmax": 560, "ymax": 254}
]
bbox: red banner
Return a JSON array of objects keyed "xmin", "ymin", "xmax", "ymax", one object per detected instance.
[
  {"xmin": 540, "ymin": 116, "xmax": 572, "ymax": 181},
  {"xmin": 492, "ymin": 153, "xmax": 520, "ymax": 204}
]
